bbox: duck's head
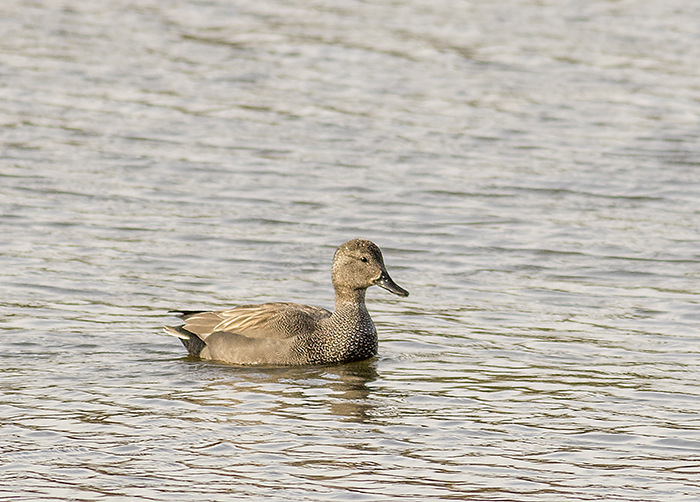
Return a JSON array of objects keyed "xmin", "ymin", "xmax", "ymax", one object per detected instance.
[{"xmin": 332, "ymin": 239, "xmax": 409, "ymax": 298}]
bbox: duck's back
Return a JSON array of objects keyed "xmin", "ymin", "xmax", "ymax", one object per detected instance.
[{"xmin": 180, "ymin": 302, "xmax": 332, "ymax": 340}]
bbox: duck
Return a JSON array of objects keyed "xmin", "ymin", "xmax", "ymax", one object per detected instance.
[{"xmin": 164, "ymin": 238, "xmax": 409, "ymax": 366}]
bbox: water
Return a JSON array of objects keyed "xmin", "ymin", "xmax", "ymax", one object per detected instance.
[{"xmin": 2, "ymin": 0, "xmax": 700, "ymax": 500}]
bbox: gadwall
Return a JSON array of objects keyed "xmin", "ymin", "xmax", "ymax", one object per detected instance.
[{"xmin": 164, "ymin": 239, "xmax": 409, "ymax": 365}]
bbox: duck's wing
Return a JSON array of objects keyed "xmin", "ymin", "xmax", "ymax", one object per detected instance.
[{"xmin": 175, "ymin": 302, "xmax": 331, "ymax": 340}]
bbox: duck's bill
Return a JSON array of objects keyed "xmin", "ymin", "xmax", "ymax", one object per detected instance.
[{"xmin": 375, "ymin": 272, "xmax": 409, "ymax": 297}]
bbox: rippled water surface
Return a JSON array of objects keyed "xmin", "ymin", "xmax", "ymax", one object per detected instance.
[{"xmin": 2, "ymin": 0, "xmax": 700, "ymax": 500}]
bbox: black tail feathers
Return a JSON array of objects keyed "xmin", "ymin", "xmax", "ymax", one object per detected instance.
[{"xmin": 164, "ymin": 326, "xmax": 207, "ymax": 357}]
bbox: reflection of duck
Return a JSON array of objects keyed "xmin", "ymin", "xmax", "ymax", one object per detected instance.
[
  {"xmin": 327, "ymin": 360, "xmax": 379, "ymax": 422},
  {"xmin": 191, "ymin": 359, "xmax": 380, "ymax": 423},
  {"xmin": 164, "ymin": 239, "xmax": 409, "ymax": 366}
]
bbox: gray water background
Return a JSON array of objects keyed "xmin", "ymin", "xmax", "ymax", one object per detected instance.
[{"xmin": 2, "ymin": 0, "xmax": 700, "ymax": 500}]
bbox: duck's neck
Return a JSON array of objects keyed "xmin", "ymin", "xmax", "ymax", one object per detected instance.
[
  {"xmin": 330, "ymin": 287, "xmax": 375, "ymax": 336},
  {"xmin": 333, "ymin": 287, "xmax": 367, "ymax": 310},
  {"xmin": 306, "ymin": 287, "xmax": 376, "ymax": 363}
]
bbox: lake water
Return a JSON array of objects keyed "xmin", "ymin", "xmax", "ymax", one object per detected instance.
[{"xmin": 2, "ymin": 0, "xmax": 700, "ymax": 500}]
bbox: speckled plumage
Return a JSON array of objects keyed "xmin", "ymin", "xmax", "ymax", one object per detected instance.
[{"xmin": 164, "ymin": 239, "xmax": 409, "ymax": 366}]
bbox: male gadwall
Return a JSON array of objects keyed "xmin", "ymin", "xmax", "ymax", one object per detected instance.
[{"xmin": 164, "ymin": 238, "xmax": 409, "ymax": 366}]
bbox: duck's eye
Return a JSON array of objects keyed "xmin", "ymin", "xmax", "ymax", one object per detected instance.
[{"xmin": 360, "ymin": 256, "xmax": 368, "ymax": 263}]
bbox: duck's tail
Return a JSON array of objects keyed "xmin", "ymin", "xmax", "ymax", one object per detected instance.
[{"xmin": 163, "ymin": 326, "xmax": 207, "ymax": 357}]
